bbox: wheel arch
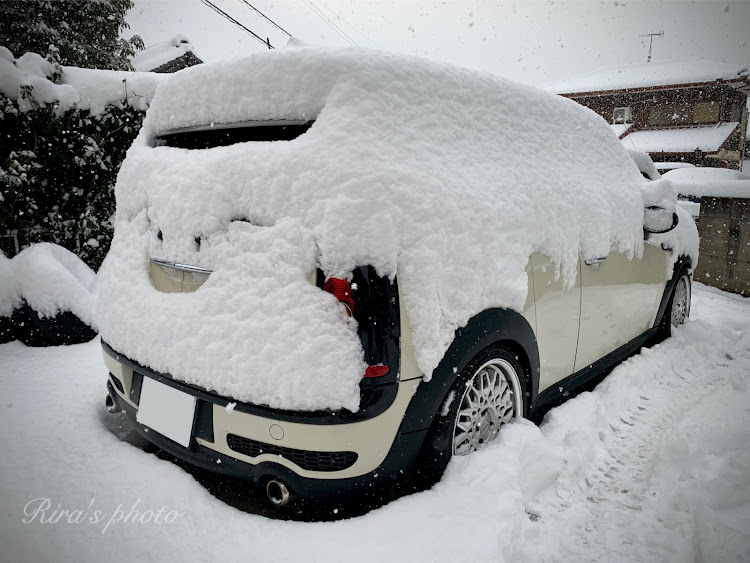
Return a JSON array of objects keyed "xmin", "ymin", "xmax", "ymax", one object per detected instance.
[
  {"xmin": 653, "ymin": 254, "xmax": 693, "ymax": 330},
  {"xmin": 399, "ymin": 308, "xmax": 539, "ymax": 434}
]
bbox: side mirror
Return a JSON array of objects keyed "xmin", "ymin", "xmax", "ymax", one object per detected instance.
[{"xmin": 643, "ymin": 206, "xmax": 679, "ymax": 235}]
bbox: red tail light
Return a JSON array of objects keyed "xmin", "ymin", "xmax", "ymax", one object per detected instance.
[
  {"xmin": 364, "ymin": 365, "xmax": 390, "ymax": 378},
  {"xmin": 323, "ymin": 277, "xmax": 356, "ymax": 315}
]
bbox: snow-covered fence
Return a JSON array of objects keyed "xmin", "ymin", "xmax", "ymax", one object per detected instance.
[
  {"xmin": 663, "ymin": 168, "xmax": 750, "ymax": 295},
  {"xmin": 695, "ymin": 196, "xmax": 750, "ymax": 295}
]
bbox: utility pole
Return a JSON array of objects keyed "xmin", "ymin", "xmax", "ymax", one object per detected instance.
[{"xmin": 639, "ymin": 30, "xmax": 664, "ymax": 63}]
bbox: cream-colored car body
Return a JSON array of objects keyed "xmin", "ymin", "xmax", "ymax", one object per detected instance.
[
  {"xmin": 106, "ymin": 261, "xmax": 423, "ymax": 480},
  {"xmin": 530, "ymin": 246, "xmax": 667, "ymax": 392},
  {"xmin": 107, "ymin": 251, "xmax": 668, "ymax": 479},
  {"xmin": 575, "ymin": 245, "xmax": 665, "ymax": 372}
]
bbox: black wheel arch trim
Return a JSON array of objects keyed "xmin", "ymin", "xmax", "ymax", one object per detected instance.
[
  {"xmin": 398, "ymin": 308, "xmax": 539, "ymax": 435},
  {"xmin": 653, "ymin": 255, "xmax": 692, "ymax": 330}
]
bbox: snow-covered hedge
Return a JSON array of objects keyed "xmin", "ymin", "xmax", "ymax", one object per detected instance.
[{"xmin": 0, "ymin": 47, "xmax": 164, "ymax": 269}]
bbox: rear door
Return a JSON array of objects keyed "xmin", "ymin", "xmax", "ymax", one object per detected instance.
[
  {"xmin": 574, "ymin": 244, "xmax": 665, "ymax": 372},
  {"xmin": 530, "ymin": 253, "xmax": 582, "ymax": 393}
]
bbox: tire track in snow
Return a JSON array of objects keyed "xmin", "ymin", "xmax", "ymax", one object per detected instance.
[{"xmin": 523, "ymin": 292, "xmax": 750, "ymax": 562}]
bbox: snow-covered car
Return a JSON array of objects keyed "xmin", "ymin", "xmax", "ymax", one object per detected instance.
[{"xmin": 98, "ymin": 47, "xmax": 698, "ymax": 507}]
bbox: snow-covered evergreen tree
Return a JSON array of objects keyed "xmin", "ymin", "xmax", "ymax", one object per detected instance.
[
  {"xmin": 0, "ymin": 0, "xmax": 149, "ymax": 270},
  {"xmin": 0, "ymin": 0, "xmax": 144, "ymax": 71}
]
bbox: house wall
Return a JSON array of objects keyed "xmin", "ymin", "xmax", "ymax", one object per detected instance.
[{"xmin": 694, "ymin": 196, "xmax": 750, "ymax": 296}]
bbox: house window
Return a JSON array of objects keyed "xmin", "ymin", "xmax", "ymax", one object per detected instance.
[
  {"xmin": 693, "ymin": 101, "xmax": 720, "ymax": 123},
  {"xmin": 613, "ymin": 107, "xmax": 632, "ymax": 124}
]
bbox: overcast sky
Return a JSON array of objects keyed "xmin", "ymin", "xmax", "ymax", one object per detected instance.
[{"xmin": 127, "ymin": 0, "xmax": 749, "ymax": 87}]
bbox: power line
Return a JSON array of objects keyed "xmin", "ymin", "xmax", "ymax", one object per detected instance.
[
  {"xmin": 307, "ymin": 0, "xmax": 358, "ymax": 46},
  {"xmin": 200, "ymin": 0, "xmax": 274, "ymax": 48},
  {"xmin": 237, "ymin": 0, "xmax": 292, "ymax": 37},
  {"xmin": 299, "ymin": 0, "xmax": 358, "ymax": 46},
  {"xmin": 311, "ymin": 0, "xmax": 382, "ymax": 49}
]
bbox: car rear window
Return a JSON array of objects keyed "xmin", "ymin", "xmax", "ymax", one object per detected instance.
[{"xmin": 156, "ymin": 120, "xmax": 314, "ymax": 149}]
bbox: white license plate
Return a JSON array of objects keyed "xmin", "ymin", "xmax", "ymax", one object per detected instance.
[{"xmin": 136, "ymin": 377, "xmax": 196, "ymax": 448}]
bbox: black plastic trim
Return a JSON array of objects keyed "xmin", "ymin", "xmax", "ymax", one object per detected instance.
[
  {"xmin": 226, "ymin": 434, "xmax": 358, "ymax": 472},
  {"xmin": 653, "ymin": 256, "xmax": 692, "ymax": 330},
  {"xmin": 101, "ymin": 341, "xmax": 398, "ymax": 425},
  {"xmin": 130, "ymin": 369, "xmax": 143, "ymax": 405},
  {"xmin": 110, "ymin": 373, "xmax": 125, "ymax": 394},
  {"xmin": 397, "ymin": 308, "xmax": 539, "ymax": 435},
  {"xmin": 106, "ymin": 382, "xmax": 426, "ymax": 498},
  {"xmin": 529, "ymin": 328, "xmax": 656, "ymax": 421},
  {"xmin": 193, "ymin": 399, "xmax": 215, "ymax": 443}
]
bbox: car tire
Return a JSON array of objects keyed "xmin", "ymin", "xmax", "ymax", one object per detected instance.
[
  {"xmin": 420, "ymin": 345, "xmax": 527, "ymax": 477},
  {"xmin": 659, "ymin": 270, "xmax": 691, "ymax": 338}
]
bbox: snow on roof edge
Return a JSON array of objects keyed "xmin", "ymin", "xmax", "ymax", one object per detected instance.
[
  {"xmin": 546, "ymin": 59, "xmax": 749, "ymax": 95},
  {"xmin": 132, "ymin": 35, "xmax": 200, "ymax": 72}
]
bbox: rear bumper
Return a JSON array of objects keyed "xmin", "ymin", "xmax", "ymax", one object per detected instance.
[
  {"xmin": 102, "ymin": 342, "xmax": 427, "ymax": 495},
  {"xmin": 107, "ymin": 382, "xmax": 427, "ymax": 498}
]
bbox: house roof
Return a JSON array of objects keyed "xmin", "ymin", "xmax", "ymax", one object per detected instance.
[
  {"xmin": 547, "ymin": 59, "xmax": 749, "ymax": 96},
  {"xmin": 132, "ymin": 35, "xmax": 201, "ymax": 72},
  {"xmin": 620, "ymin": 122, "xmax": 739, "ymax": 153}
]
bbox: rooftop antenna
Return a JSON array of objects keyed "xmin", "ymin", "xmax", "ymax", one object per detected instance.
[{"xmin": 639, "ymin": 30, "xmax": 664, "ymax": 63}]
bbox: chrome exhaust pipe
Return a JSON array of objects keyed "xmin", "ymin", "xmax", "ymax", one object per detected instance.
[
  {"xmin": 266, "ymin": 479, "xmax": 292, "ymax": 507},
  {"xmin": 105, "ymin": 393, "xmax": 120, "ymax": 414}
]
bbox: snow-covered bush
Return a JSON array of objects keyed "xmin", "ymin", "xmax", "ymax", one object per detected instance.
[
  {"xmin": 0, "ymin": 243, "xmax": 98, "ymax": 346},
  {"xmin": 0, "ymin": 0, "xmax": 143, "ymax": 71},
  {"xmin": 0, "ymin": 48, "xmax": 163, "ymax": 270}
]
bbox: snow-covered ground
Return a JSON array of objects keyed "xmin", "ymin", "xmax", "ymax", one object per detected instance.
[{"xmin": 1, "ymin": 283, "xmax": 748, "ymax": 562}]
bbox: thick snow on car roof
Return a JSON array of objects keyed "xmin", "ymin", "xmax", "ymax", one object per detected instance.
[{"xmin": 100, "ymin": 46, "xmax": 685, "ymax": 412}]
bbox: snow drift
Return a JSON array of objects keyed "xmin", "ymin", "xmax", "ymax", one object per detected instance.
[
  {"xmin": 2, "ymin": 284, "xmax": 748, "ymax": 561},
  {"xmin": 8, "ymin": 243, "xmax": 98, "ymax": 329},
  {"xmin": 99, "ymin": 46, "xmax": 690, "ymax": 412},
  {"xmin": 0, "ymin": 243, "xmax": 98, "ymax": 345}
]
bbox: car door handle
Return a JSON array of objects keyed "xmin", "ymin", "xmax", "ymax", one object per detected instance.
[
  {"xmin": 584, "ymin": 257, "xmax": 607, "ymax": 270},
  {"xmin": 584, "ymin": 257, "xmax": 607, "ymax": 265}
]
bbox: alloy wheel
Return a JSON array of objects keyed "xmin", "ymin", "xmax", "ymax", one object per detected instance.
[
  {"xmin": 671, "ymin": 275, "xmax": 690, "ymax": 326},
  {"xmin": 452, "ymin": 359, "xmax": 522, "ymax": 456}
]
